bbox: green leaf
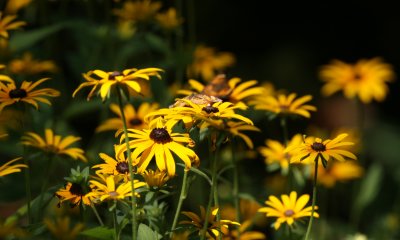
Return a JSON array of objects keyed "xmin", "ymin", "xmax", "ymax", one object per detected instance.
[
  {"xmin": 137, "ymin": 223, "xmax": 162, "ymax": 240},
  {"xmin": 80, "ymin": 226, "xmax": 114, "ymax": 240}
]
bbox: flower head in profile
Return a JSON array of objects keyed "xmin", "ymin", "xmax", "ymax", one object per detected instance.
[
  {"xmin": 72, "ymin": 67, "xmax": 163, "ymax": 101},
  {"xmin": 180, "ymin": 206, "xmax": 240, "ymax": 239},
  {"xmin": 118, "ymin": 117, "xmax": 199, "ymax": 176},
  {"xmin": 287, "ymin": 133, "xmax": 357, "ymax": 166},
  {"xmin": 187, "ymin": 45, "xmax": 235, "ymax": 81},
  {"xmin": 141, "ymin": 169, "xmax": 170, "ymax": 189},
  {"xmin": 56, "ymin": 182, "xmax": 92, "ymax": 207},
  {"xmin": 8, "ymin": 52, "xmax": 58, "ymax": 75},
  {"xmin": 259, "ymin": 134, "xmax": 304, "ymax": 170},
  {"xmin": 44, "ymin": 217, "xmax": 84, "ymax": 240},
  {"xmin": 313, "ymin": 160, "xmax": 364, "ymax": 188},
  {"xmin": 320, "ymin": 58, "xmax": 395, "ymax": 104},
  {"xmin": 177, "ymin": 74, "xmax": 264, "ymax": 104},
  {"xmin": 0, "ymin": 12, "xmax": 26, "ymax": 39},
  {"xmin": 21, "ymin": 129, "xmax": 87, "ymax": 162},
  {"xmin": 155, "ymin": 8, "xmax": 183, "ymax": 31},
  {"xmin": 252, "ymin": 92, "xmax": 316, "ymax": 118},
  {"xmin": 0, "ymin": 77, "xmax": 60, "ymax": 112},
  {"xmin": 96, "ymin": 102, "xmax": 158, "ymax": 132},
  {"xmin": 258, "ymin": 191, "xmax": 319, "ymax": 230},
  {"xmin": 0, "ymin": 157, "xmax": 27, "ymax": 177}
]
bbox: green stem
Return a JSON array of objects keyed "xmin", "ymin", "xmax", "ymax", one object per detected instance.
[
  {"xmin": 170, "ymin": 169, "xmax": 189, "ymax": 237},
  {"xmin": 37, "ymin": 154, "xmax": 54, "ymax": 221},
  {"xmin": 116, "ymin": 87, "xmax": 137, "ymax": 239},
  {"xmin": 91, "ymin": 204, "xmax": 104, "ymax": 226},
  {"xmin": 23, "ymin": 156, "xmax": 32, "ymax": 224},
  {"xmin": 304, "ymin": 156, "xmax": 319, "ymax": 240},
  {"xmin": 175, "ymin": 0, "xmax": 184, "ymax": 87},
  {"xmin": 232, "ymin": 140, "xmax": 241, "ymax": 239},
  {"xmin": 113, "ymin": 201, "xmax": 119, "ymax": 240},
  {"xmin": 280, "ymin": 117, "xmax": 292, "ymax": 189},
  {"xmin": 187, "ymin": 0, "xmax": 196, "ymax": 48}
]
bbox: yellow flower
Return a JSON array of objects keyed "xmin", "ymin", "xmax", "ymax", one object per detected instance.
[
  {"xmin": 0, "ymin": 12, "xmax": 26, "ymax": 39},
  {"xmin": 118, "ymin": 117, "xmax": 199, "ymax": 176},
  {"xmin": 287, "ymin": 133, "xmax": 357, "ymax": 165},
  {"xmin": 180, "ymin": 206, "xmax": 240, "ymax": 239},
  {"xmin": 56, "ymin": 182, "xmax": 92, "ymax": 207},
  {"xmin": 258, "ymin": 191, "xmax": 319, "ymax": 230},
  {"xmin": 313, "ymin": 160, "xmax": 364, "ymax": 188},
  {"xmin": 177, "ymin": 74, "xmax": 264, "ymax": 104},
  {"xmin": 4, "ymin": 0, "xmax": 32, "ymax": 14},
  {"xmin": 252, "ymin": 92, "xmax": 316, "ymax": 118},
  {"xmin": 89, "ymin": 174, "xmax": 145, "ymax": 202},
  {"xmin": 258, "ymin": 134, "xmax": 303, "ymax": 170},
  {"xmin": 141, "ymin": 169, "xmax": 170, "ymax": 188},
  {"xmin": 0, "ymin": 157, "xmax": 27, "ymax": 177},
  {"xmin": 0, "ymin": 77, "xmax": 60, "ymax": 112},
  {"xmin": 44, "ymin": 217, "xmax": 84, "ymax": 240},
  {"xmin": 221, "ymin": 220, "xmax": 266, "ymax": 240},
  {"xmin": 319, "ymin": 58, "xmax": 395, "ymax": 104},
  {"xmin": 0, "ymin": 219, "xmax": 28, "ymax": 239},
  {"xmin": 8, "ymin": 52, "xmax": 58, "ymax": 75},
  {"xmin": 92, "ymin": 145, "xmax": 134, "ymax": 180},
  {"xmin": 187, "ymin": 45, "xmax": 235, "ymax": 81},
  {"xmin": 155, "ymin": 8, "xmax": 183, "ymax": 30},
  {"xmin": 21, "ymin": 129, "xmax": 87, "ymax": 162},
  {"xmin": 96, "ymin": 102, "xmax": 158, "ymax": 132},
  {"xmin": 113, "ymin": 0, "xmax": 162, "ymax": 22},
  {"xmin": 72, "ymin": 67, "xmax": 163, "ymax": 101}
]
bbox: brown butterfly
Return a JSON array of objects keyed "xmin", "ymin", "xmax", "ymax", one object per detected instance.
[{"xmin": 201, "ymin": 74, "xmax": 232, "ymax": 100}]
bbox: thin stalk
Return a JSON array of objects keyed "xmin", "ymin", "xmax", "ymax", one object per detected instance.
[
  {"xmin": 170, "ymin": 169, "xmax": 189, "ymax": 237},
  {"xmin": 37, "ymin": 154, "xmax": 54, "ymax": 221},
  {"xmin": 231, "ymin": 140, "xmax": 241, "ymax": 239},
  {"xmin": 113, "ymin": 201, "xmax": 119, "ymax": 240},
  {"xmin": 187, "ymin": 0, "xmax": 196, "ymax": 48},
  {"xmin": 116, "ymin": 87, "xmax": 137, "ymax": 239},
  {"xmin": 280, "ymin": 117, "xmax": 291, "ymax": 189},
  {"xmin": 304, "ymin": 156, "xmax": 319, "ymax": 240},
  {"xmin": 91, "ymin": 204, "xmax": 104, "ymax": 226},
  {"xmin": 175, "ymin": 0, "xmax": 184, "ymax": 87},
  {"xmin": 23, "ymin": 156, "xmax": 32, "ymax": 224}
]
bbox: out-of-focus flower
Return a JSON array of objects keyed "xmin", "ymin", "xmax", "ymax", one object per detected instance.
[
  {"xmin": 8, "ymin": 52, "xmax": 58, "ymax": 75},
  {"xmin": 0, "ymin": 219, "xmax": 28, "ymax": 239},
  {"xmin": 0, "ymin": 12, "xmax": 26, "ymax": 39},
  {"xmin": 0, "ymin": 109, "xmax": 24, "ymax": 135},
  {"xmin": 313, "ymin": 160, "xmax": 364, "ymax": 188},
  {"xmin": 44, "ymin": 217, "xmax": 84, "ymax": 240},
  {"xmin": 96, "ymin": 102, "xmax": 158, "ymax": 132},
  {"xmin": 252, "ymin": 92, "xmax": 316, "ymax": 118},
  {"xmin": 113, "ymin": 0, "xmax": 161, "ymax": 22},
  {"xmin": 56, "ymin": 182, "xmax": 92, "ymax": 207},
  {"xmin": 72, "ymin": 68, "xmax": 162, "ymax": 101},
  {"xmin": 155, "ymin": 8, "xmax": 183, "ymax": 31},
  {"xmin": 320, "ymin": 58, "xmax": 395, "ymax": 104},
  {"xmin": 0, "ymin": 157, "xmax": 27, "ymax": 177},
  {"xmin": 345, "ymin": 233, "xmax": 368, "ymax": 240},
  {"xmin": 187, "ymin": 45, "xmax": 235, "ymax": 81},
  {"xmin": 287, "ymin": 133, "xmax": 357, "ymax": 165},
  {"xmin": 118, "ymin": 117, "xmax": 199, "ymax": 176},
  {"xmin": 258, "ymin": 191, "xmax": 318, "ymax": 230},
  {"xmin": 4, "ymin": 0, "xmax": 32, "ymax": 14},
  {"xmin": 180, "ymin": 206, "xmax": 240, "ymax": 239},
  {"xmin": 0, "ymin": 77, "xmax": 60, "ymax": 112},
  {"xmin": 21, "ymin": 129, "xmax": 87, "ymax": 162},
  {"xmin": 141, "ymin": 169, "xmax": 170, "ymax": 188}
]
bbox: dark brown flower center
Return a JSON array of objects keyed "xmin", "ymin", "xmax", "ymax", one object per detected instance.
[
  {"xmin": 311, "ymin": 142, "xmax": 326, "ymax": 152},
  {"xmin": 284, "ymin": 209, "xmax": 295, "ymax": 217},
  {"xmin": 354, "ymin": 73, "xmax": 363, "ymax": 81},
  {"xmin": 116, "ymin": 161, "xmax": 130, "ymax": 174},
  {"xmin": 69, "ymin": 183, "xmax": 84, "ymax": 196},
  {"xmin": 129, "ymin": 118, "xmax": 143, "ymax": 126},
  {"xmin": 150, "ymin": 128, "xmax": 172, "ymax": 144},
  {"xmin": 9, "ymin": 89, "xmax": 27, "ymax": 98},
  {"xmin": 202, "ymin": 105, "xmax": 219, "ymax": 114},
  {"xmin": 109, "ymin": 71, "xmax": 123, "ymax": 80}
]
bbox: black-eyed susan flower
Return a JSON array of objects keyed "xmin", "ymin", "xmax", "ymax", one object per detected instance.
[
  {"xmin": 141, "ymin": 169, "xmax": 170, "ymax": 188},
  {"xmin": 56, "ymin": 182, "xmax": 92, "ymax": 207},
  {"xmin": 319, "ymin": 58, "xmax": 395, "ymax": 104},
  {"xmin": 44, "ymin": 217, "xmax": 84, "ymax": 240},
  {"xmin": 0, "ymin": 77, "xmax": 60, "ymax": 112},
  {"xmin": 21, "ymin": 129, "xmax": 87, "ymax": 162},
  {"xmin": 0, "ymin": 12, "xmax": 26, "ymax": 39},
  {"xmin": 118, "ymin": 117, "xmax": 199, "ymax": 177},
  {"xmin": 187, "ymin": 45, "xmax": 235, "ymax": 81},
  {"xmin": 96, "ymin": 102, "xmax": 158, "ymax": 132},
  {"xmin": 180, "ymin": 206, "xmax": 240, "ymax": 239},
  {"xmin": 8, "ymin": 52, "xmax": 58, "ymax": 75},
  {"xmin": 287, "ymin": 133, "xmax": 357, "ymax": 166},
  {"xmin": 313, "ymin": 160, "xmax": 364, "ymax": 188},
  {"xmin": 177, "ymin": 74, "xmax": 264, "ymax": 104},
  {"xmin": 92, "ymin": 145, "xmax": 134, "ymax": 181},
  {"xmin": 252, "ymin": 92, "xmax": 316, "ymax": 118},
  {"xmin": 155, "ymin": 8, "xmax": 183, "ymax": 31},
  {"xmin": 89, "ymin": 174, "xmax": 146, "ymax": 202},
  {"xmin": 258, "ymin": 191, "xmax": 318, "ymax": 230},
  {"xmin": 72, "ymin": 67, "xmax": 163, "ymax": 101},
  {"xmin": 258, "ymin": 134, "xmax": 304, "ymax": 170},
  {"xmin": 0, "ymin": 157, "xmax": 27, "ymax": 177}
]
